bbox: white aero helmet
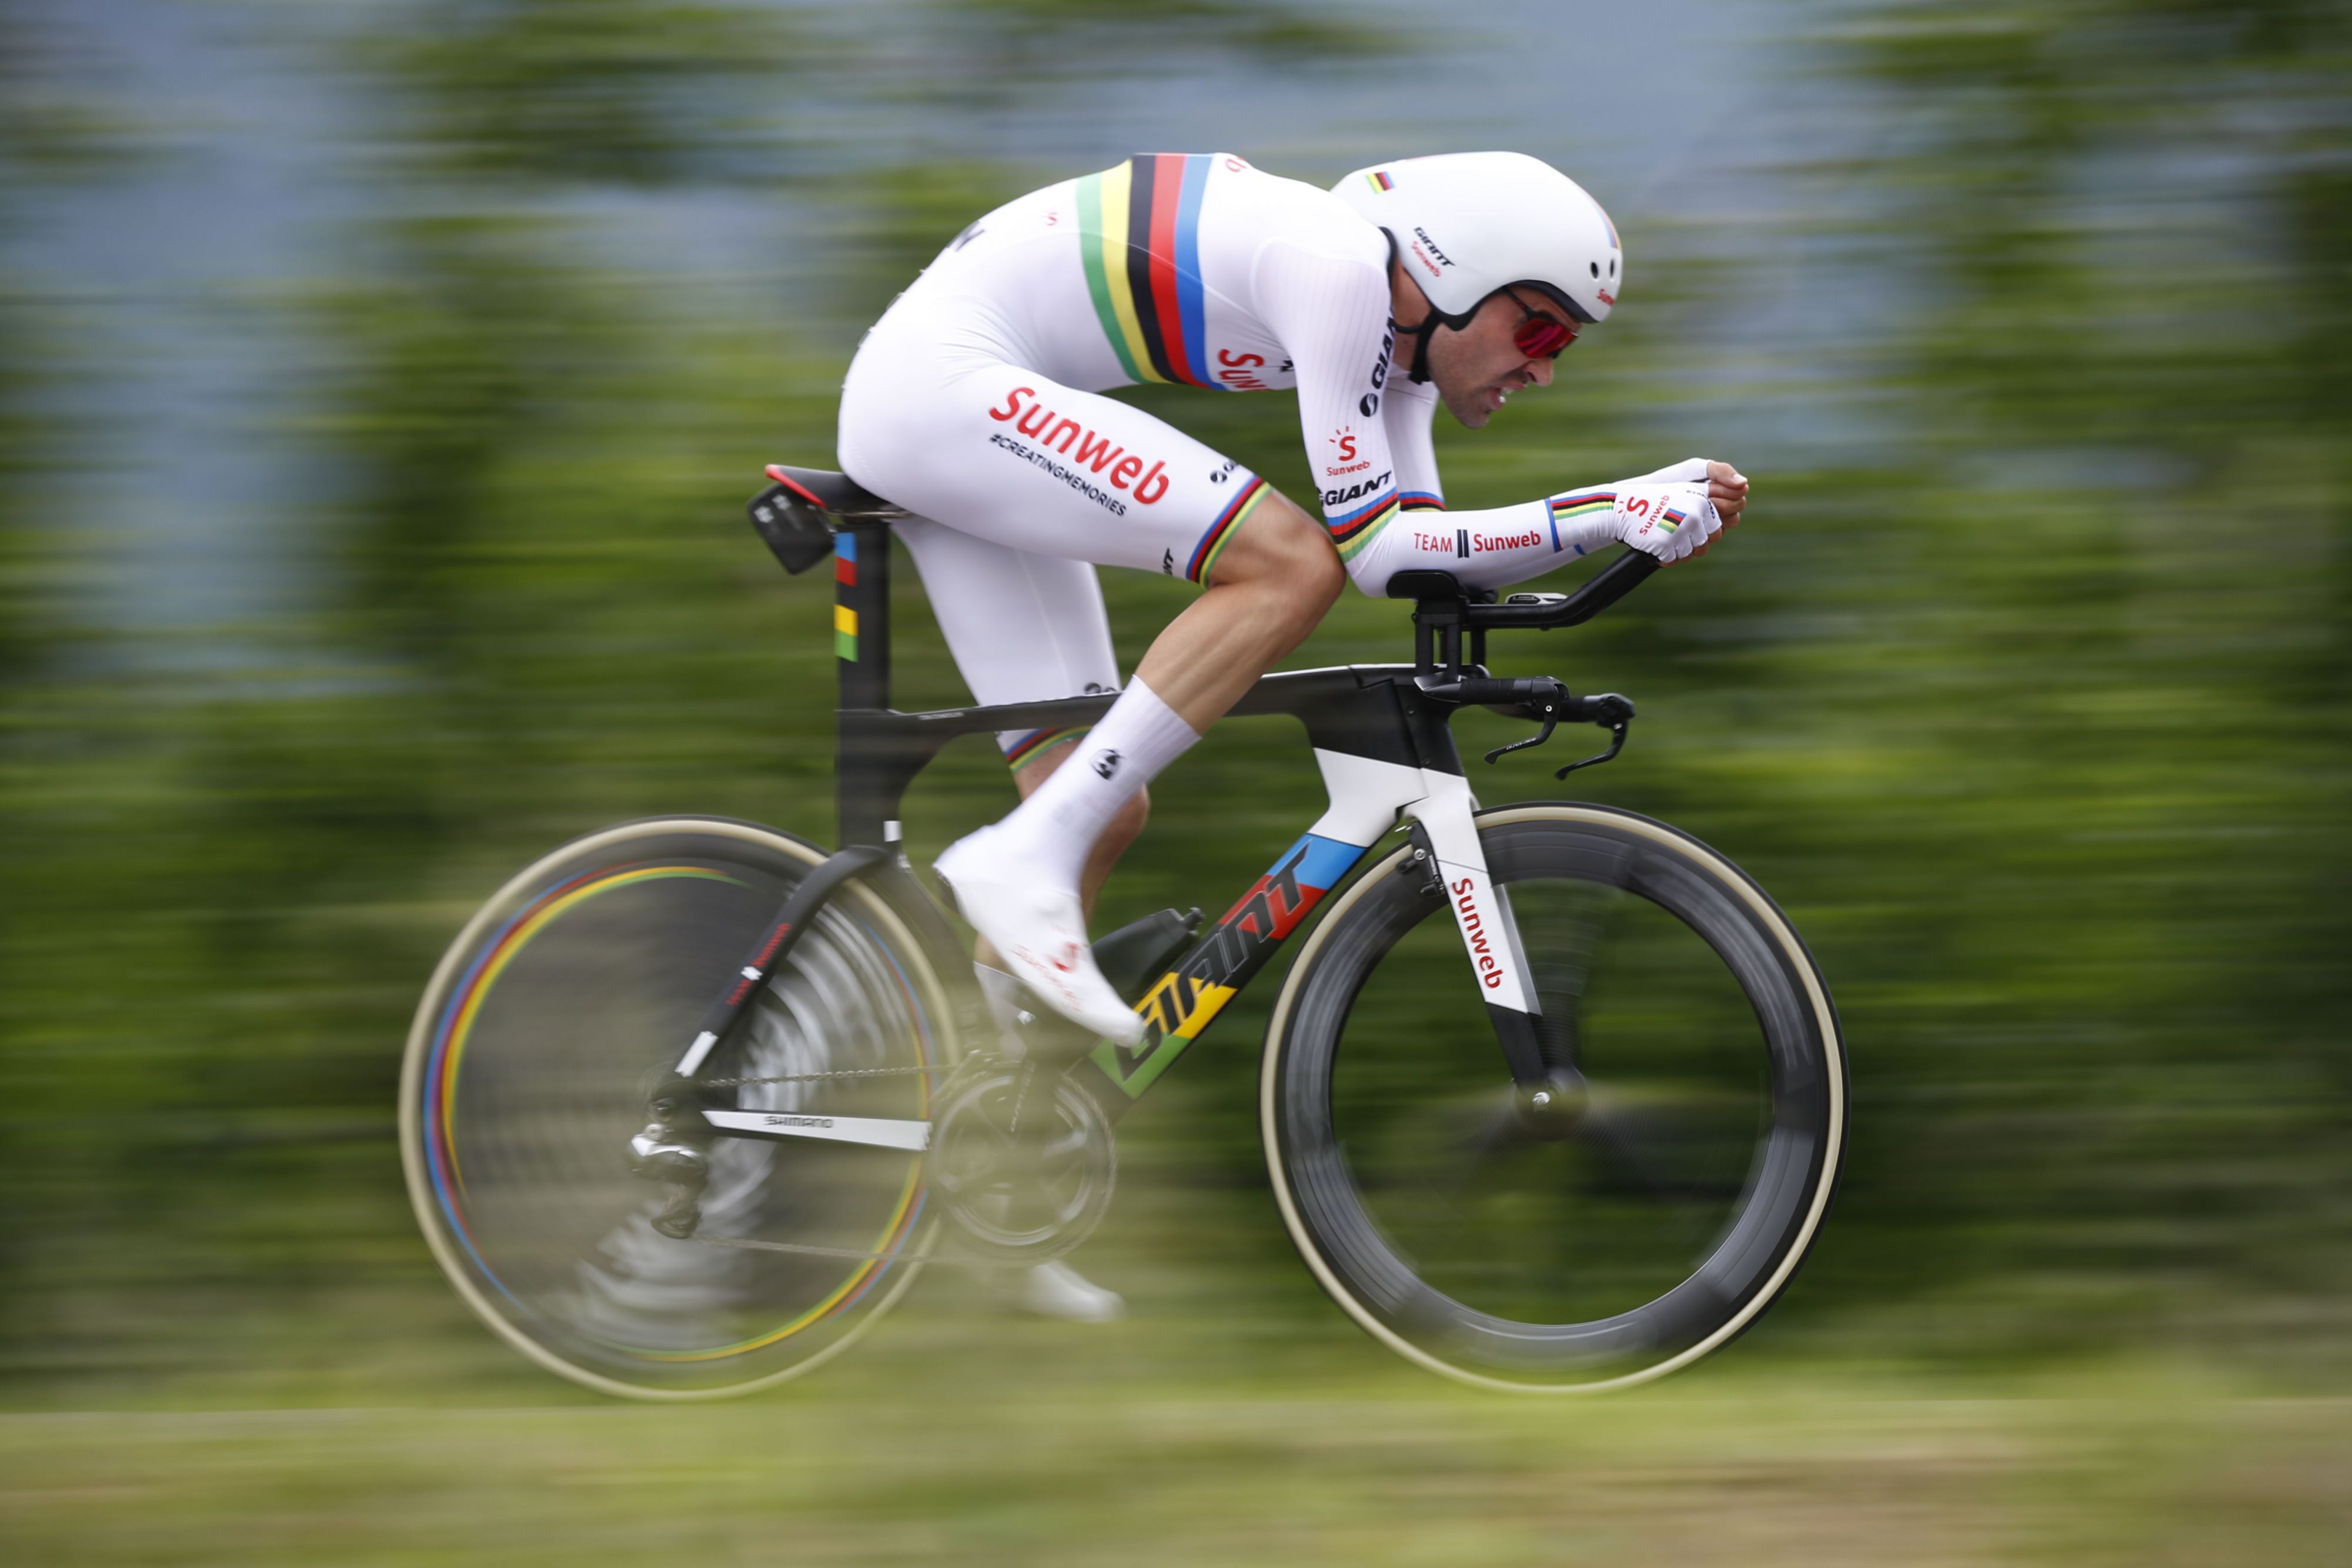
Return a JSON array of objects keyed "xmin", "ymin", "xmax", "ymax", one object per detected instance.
[{"xmin": 1334, "ymin": 151, "xmax": 1622, "ymax": 327}]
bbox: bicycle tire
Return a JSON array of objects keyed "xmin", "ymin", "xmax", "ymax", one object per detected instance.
[
  {"xmin": 1261, "ymin": 804, "xmax": 1845, "ymax": 1393},
  {"xmin": 399, "ymin": 817, "xmax": 965, "ymax": 1400}
]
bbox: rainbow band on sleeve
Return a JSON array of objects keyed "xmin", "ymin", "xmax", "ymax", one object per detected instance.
[
  {"xmin": 1328, "ymin": 491, "xmax": 1399, "ymax": 564},
  {"xmin": 1401, "ymin": 491, "xmax": 1444, "ymax": 511},
  {"xmin": 1548, "ymin": 489, "xmax": 1615, "ymax": 557},
  {"xmin": 1186, "ymin": 474, "xmax": 1268, "ymax": 583},
  {"xmin": 1076, "ymin": 155, "xmax": 1224, "ymax": 390}
]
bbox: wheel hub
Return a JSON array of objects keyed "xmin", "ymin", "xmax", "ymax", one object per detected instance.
[{"xmin": 1512, "ymin": 1068, "xmax": 1590, "ymax": 1140}]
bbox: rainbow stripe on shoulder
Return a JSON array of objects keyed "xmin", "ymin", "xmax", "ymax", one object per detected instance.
[{"xmin": 1077, "ymin": 154, "xmax": 1228, "ymax": 390}]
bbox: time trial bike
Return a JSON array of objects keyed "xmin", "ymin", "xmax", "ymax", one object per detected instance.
[{"xmin": 399, "ymin": 464, "xmax": 1847, "ymax": 1400}]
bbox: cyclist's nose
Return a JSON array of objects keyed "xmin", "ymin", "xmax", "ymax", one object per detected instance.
[{"xmin": 1526, "ymin": 357, "xmax": 1556, "ymax": 387}]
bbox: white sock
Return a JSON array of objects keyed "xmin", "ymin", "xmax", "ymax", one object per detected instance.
[{"xmin": 992, "ymin": 676, "xmax": 1198, "ymax": 890}]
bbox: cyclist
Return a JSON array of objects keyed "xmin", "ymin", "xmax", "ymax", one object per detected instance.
[{"xmin": 837, "ymin": 148, "xmax": 1746, "ymax": 1150}]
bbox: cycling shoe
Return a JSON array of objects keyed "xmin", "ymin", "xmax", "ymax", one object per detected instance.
[
  {"xmin": 1009, "ymin": 1261, "xmax": 1124, "ymax": 1323},
  {"xmin": 935, "ymin": 827, "xmax": 1145, "ymax": 1047}
]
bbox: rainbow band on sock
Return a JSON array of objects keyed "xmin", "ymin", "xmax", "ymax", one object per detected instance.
[
  {"xmin": 1076, "ymin": 154, "xmax": 1222, "ymax": 390},
  {"xmin": 1186, "ymin": 474, "xmax": 1268, "ymax": 583},
  {"xmin": 1001, "ymin": 726, "xmax": 1083, "ymax": 769}
]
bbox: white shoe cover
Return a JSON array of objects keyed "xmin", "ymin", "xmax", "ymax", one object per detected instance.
[
  {"xmin": 1015, "ymin": 1261, "xmax": 1125, "ymax": 1323},
  {"xmin": 936, "ymin": 827, "xmax": 1144, "ymax": 1046}
]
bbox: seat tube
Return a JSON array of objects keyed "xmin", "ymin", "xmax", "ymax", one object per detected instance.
[
  {"xmin": 834, "ymin": 522, "xmax": 894, "ymax": 846},
  {"xmin": 833, "ymin": 522, "xmax": 891, "ymax": 710}
]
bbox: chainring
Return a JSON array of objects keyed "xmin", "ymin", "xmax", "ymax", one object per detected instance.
[{"xmin": 927, "ymin": 1060, "xmax": 1117, "ymax": 1264}]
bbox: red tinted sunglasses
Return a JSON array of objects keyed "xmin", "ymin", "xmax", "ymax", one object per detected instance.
[{"xmin": 1504, "ymin": 287, "xmax": 1579, "ymax": 359}]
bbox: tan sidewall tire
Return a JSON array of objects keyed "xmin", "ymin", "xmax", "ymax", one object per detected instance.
[
  {"xmin": 398, "ymin": 817, "xmax": 957, "ymax": 1402},
  {"xmin": 1259, "ymin": 803, "xmax": 1845, "ymax": 1394}
]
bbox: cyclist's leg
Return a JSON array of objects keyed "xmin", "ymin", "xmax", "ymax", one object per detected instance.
[
  {"xmin": 891, "ymin": 518, "xmax": 1149, "ymax": 919},
  {"xmin": 1132, "ymin": 487, "xmax": 1342, "ymax": 728},
  {"xmin": 887, "ymin": 526, "xmax": 1140, "ymax": 1323},
  {"xmin": 841, "ymin": 350, "xmax": 1335, "ymax": 1035}
]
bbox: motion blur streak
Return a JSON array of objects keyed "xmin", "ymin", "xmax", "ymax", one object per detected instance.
[{"xmin": 1, "ymin": 0, "xmax": 2347, "ymax": 1560}]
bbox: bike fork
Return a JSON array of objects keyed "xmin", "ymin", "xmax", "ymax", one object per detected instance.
[{"xmin": 1401, "ymin": 774, "xmax": 1567, "ymax": 1114}]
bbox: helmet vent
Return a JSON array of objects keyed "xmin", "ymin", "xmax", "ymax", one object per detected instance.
[{"xmin": 1589, "ymin": 261, "xmax": 1599, "ymax": 278}]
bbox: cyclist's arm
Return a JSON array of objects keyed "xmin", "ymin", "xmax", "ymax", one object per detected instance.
[
  {"xmin": 1256, "ymin": 239, "xmax": 1718, "ymax": 591},
  {"xmin": 1251, "ymin": 236, "xmax": 1410, "ymax": 574},
  {"xmin": 1383, "ymin": 375, "xmax": 1446, "ymax": 515},
  {"xmin": 1338, "ymin": 477, "xmax": 1716, "ymax": 591}
]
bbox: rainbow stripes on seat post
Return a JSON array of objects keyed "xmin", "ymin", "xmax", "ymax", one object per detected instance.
[
  {"xmin": 833, "ymin": 531, "xmax": 858, "ymax": 662},
  {"xmin": 1076, "ymin": 154, "xmax": 1224, "ymax": 390}
]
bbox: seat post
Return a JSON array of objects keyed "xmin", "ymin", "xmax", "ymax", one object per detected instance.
[
  {"xmin": 834, "ymin": 521, "xmax": 897, "ymax": 848},
  {"xmin": 833, "ymin": 520, "xmax": 892, "ymax": 711}
]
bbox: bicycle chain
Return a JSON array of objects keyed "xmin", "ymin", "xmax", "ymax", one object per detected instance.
[{"xmin": 695, "ymin": 1064, "xmax": 954, "ymax": 1088}]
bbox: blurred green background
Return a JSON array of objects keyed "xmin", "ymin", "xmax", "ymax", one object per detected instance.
[{"xmin": 3, "ymin": 0, "xmax": 2347, "ymax": 1561}]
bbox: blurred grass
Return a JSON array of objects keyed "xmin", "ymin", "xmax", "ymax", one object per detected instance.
[{"xmin": 2, "ymin": 1336, "xmax": 2346, "ymax": 1566}]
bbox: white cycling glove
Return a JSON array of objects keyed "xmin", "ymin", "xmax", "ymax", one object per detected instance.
[
  {"xmin": 1625, "ymin": 457, "xmax": 1714, "ymax": 486},
  {"xmin": 1615, "ymin": 480, "xmax": 1720, "ymax": 564},
  {"xmin": 1548, "ymin": 461, "xmax": 1722, "ymax": 567}
]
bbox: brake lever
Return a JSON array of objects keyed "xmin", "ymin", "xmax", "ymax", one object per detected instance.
[
  {"xmin": 1484, "ymin": 718, "xmax": 1559, "ymax": 765},
  {"xmin": 1555, "ymin": 694, "xmax": 1635, "ymax": 778}
]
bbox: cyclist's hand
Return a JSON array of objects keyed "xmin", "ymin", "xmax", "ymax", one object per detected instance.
[
  {"xmin": 1625, "ymin": 458, "xmax": 1748, "ymax": 560},
  {"xmin": 1612, "ymin": 480, "xmax": 1719, "ymax": 565}
]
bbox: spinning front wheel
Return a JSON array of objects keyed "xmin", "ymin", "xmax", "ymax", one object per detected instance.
[{"xmin": 1262, "ymin": 804, "xmax": 1846, "ymax": 1392}]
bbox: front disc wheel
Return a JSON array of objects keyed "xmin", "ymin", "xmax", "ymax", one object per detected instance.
[{"xmin": 1262, "ymin": 804, "xmax": 1845, "ymax": 1392}]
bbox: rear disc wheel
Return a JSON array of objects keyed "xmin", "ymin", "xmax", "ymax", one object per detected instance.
[{"xmin": 399, "ymin": 817, "xmax": 961, "ymax": 1399}]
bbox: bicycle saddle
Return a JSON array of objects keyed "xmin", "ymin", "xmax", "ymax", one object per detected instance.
[
  {"xmin": 749, "ymin": 464, "xmax": 907, "ymax": 576},
  {"xmin": 763, "ymin": 464, "xmax": 906, "ymax": 519}
]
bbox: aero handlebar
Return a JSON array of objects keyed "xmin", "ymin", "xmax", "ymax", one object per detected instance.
[{"xmin": 1385, "ymin": 546, "xmax": 1660, "ymax": 632}]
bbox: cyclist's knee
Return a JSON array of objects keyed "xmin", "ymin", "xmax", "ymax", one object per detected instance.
[{"xmin": 1215, "ymin": 492, "xmax": 1343, "ymax": 613}]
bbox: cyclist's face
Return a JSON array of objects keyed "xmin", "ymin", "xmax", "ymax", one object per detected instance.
[{"xmin": 1424, "ymin": 289, "xmax": 1572, "ymax": 429}]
